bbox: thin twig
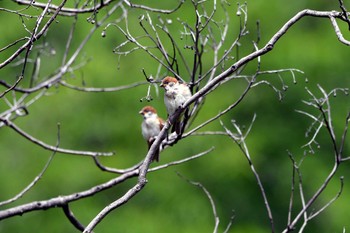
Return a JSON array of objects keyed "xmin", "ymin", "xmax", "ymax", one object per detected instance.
[
  {"xmin": 13, "ymin": 0, "xmax": 114, "ymax": 16},
  {"xmin": 123, "ymin": 0, "xmax": 184, "ymax": 14},
  {"xmin": 150, "ymin": 147, "xmax": 214, "ymax": 172},
  {"xmin": 177, "ymin": 172, "xmax": 220, "ymax": 233},
  {"xmin": 223, "ymin": 211, "xmax": 235, "ymax": 233},
  {"xmin": 60, "ymin": 80, "xmax": 148, "ymax": 92},
  {"xmin": 82, "ymin": 133, "xmax": 211, "ymax": 232},
  {"xmin": 286, "ymin": 151, "xmax": 296, "ymax": 227},
  {"xmin": 0, "ymin": 1, "xmax": 122, "ymax": 95},
  {"xmin": 0, "ymin": 123, "xmax": 60, "ymax": 206},
  {"xmin": 222, "ymin": 120, "xmax": 275, "ymax": 233},
  {"xmin": 62, "ymin": 204, "xmax": 87, "ymax": 232},
  {"xmin": 308, "ymin": 176, "xmax": 344, "ymax": 220},
  {"xmin": 0, "ymin": 119, "xmax": 114, "ymax": 157},
  {"xmin": 0, "ymin": 146, "xmax": 212, "ymax": 221},
  {"xmin": 340, "ymin": 112, "xmax": 350, "ymax": 162},
  {"xmin": 183, "ymin": 74, "xmax": 256, "ymax": 138},
  {"xmin": 0, "ymin": 170, "xmax": 139, "ymax": 220},
  {"xmin": 93, "ymin": 157, "xmax": 142, "ymax": 174},
  {"xmin": 282, "ymin": 91, "xmax": 343, "ymax": 232},
  {"xmin": 0, "ymin": 0, "xmax": 68, "ymax": 70}
]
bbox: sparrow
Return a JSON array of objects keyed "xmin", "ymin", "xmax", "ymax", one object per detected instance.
[
  {"xmin": 139, "ymin": 106, "xmax": 165, "ymax": 162},
  {"xmin": 160, "ymin": 76, "xmax": 192, "ymax": 134}
]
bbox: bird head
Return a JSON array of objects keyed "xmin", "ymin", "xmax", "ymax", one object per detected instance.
[
  {"xmin": 160, "ymin": 76, "xmax": 178, "ymax": 89},
  {"xmin": 139, "ymin": 106, "xmax": 157, "ymax": 119}
]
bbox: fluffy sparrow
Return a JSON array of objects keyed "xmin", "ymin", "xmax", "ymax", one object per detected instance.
[
  {"xmin": 160, "ymin": 76, "xmax": 192, "ymax": 134},
  {"xmin": 139, "ymin": 106, "xmax": 165, "ymax": 162}
]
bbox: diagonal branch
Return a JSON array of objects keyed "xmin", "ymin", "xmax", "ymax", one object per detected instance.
[
  {"xmin": 222, "ymin": 120, "xmax": 275, "ymax": 233},
  {"xmin": 82, "ymin": 144, "xmax": 214, "ymax": 232},
  {"xmin": 182, "ymin": 10, "xmax": 348, "ymax": 111},
  {"xmin": 0, "ymin": 170, "xmax": 139, "ymax": 220},
  {"xmin": 60, "ymin": 80, "xmax": 148, "ymax": 92},
  {"xmin": 0, "ymin": 0, "xmax": 68, "ymax": 70},
  {"xmin": 177, "ymin": 172, "xmax": 220, "ymax": 233},
  {"xmin": 0, "ymin": 123, "xmax": 60, "ymax": 207},
  {"xmin": 13, "ymin": 0, "xmax": 114, "ymax": 16},
  {"xmin": 0, "ymin": 119, "xmax": 114, "ymax": 157},
  {"xmin": 62, "ymin": 204, "xmax": 87, "ymax": 232}
]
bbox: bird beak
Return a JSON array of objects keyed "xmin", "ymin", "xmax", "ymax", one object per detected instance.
[
  {"xmin": 139, "ymin": 110, "xmax": 143, "ymax": 115},
  {"xmin": 160, "ymin": 83, "xmax": 164, "ymax": 87}
]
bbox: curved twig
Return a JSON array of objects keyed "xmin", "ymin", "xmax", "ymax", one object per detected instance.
[
  {"xmin": 176, "ymin": 172, "xmax": 220, "ymax": 233},
  {"xmin": 0, "ymin": 119, "xmax": 114, "ymax": 157},
  {"xmin": 62, "ymin": 204, "xmax": 87, "ymax": 232},
  {"xmin": 0, "ymin": 124, "xmax": 60, "ymax": 206},
  {"xmin": 82, "ymin": 146, "xmax": 214, "ymax": 232},
  {"xmin": 222, "ymin": 119, "xmax": 275, "ymax": 233},
  {"xmin": 0, "ymin": 0, "xmax": 68, "ymax": 70},
  {"xmin": 60, "ymin": 80, "xmax": 148, "ymax": 92},
  {"xmin": 13, "ymin": 0, "xmax": 114, "ymax": 16},
  {"xmin": 0, "ymin": 170, "xmax": 139, "ymax": 220},
  {"xmin": 123, "ymin": 0, "xmax": 184, "ymax": 14}
]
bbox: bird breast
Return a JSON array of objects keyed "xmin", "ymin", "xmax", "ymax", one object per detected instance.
[{"xmin": 142, "ymin": 118, "xmax": 161, "ymax": 140}]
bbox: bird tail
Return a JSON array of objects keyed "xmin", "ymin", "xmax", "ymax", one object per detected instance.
[{"xmin": 172, "ymin": 118, "xmax": 182, "ymax": 135}]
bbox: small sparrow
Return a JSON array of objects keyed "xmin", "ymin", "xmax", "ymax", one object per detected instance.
[
  {"xmin": 139, "ymin": 106, "xmax": 165, "ymax": 162},
  {"xmin": 160, "ymin": 76, "xmax": 192, "ymax": 134}
]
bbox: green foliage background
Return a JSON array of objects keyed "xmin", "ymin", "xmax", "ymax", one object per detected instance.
[{"xmin": 0, "ymin": 0, "xmax": 349, "ymax": 232}]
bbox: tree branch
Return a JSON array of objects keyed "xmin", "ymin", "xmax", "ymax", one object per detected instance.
[
  {"xmin": 0, "ymin": 119, "xmax": 114, "ymax": 157},
  {"xmin": 0, "ymin": 0, "xmax": 68, "ymax": 70},
  {"xmin": 62, "ymin": 204, "xmax": 87, "ymax": 232},
  {"xmin": 177, "ymin": 172, "xmax": 220, "ymax": 233},
  {"xmin": 222, "ymin": 118, "xmax": 275, "ymax": 233},
  {"xmin": 0, "ymin": 170, "xmax": 138, "ymax": 220}
]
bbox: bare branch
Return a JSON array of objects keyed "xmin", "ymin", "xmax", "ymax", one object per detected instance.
[
  {"xmin": 184, "ymin": 73, "xmax": 256, "ymax": 138},
  {"xmin": 1, "ymin": 0, "xmax": 54, "ymax": 97},
  {"xmin": 0, "ymin": 119, "xmax": 114, "ymax": 157},
  {"xmin": 83, "ymin": 144, "xmax": 214, "ymax": 232},
  {"xmin": 94, "ymin": 146, "xmax": 214, "ymax": 174},
  {"xmin": 150, "ymin": 147, "xmax": 214, "ymax": 172},
  {"xmin": 183, "ymin": 9, "xmax": 347, "ymax": 110},
  {"xmin": 221, "ymin": 119, "xmax": 275, "ymax": 233},
  {"xmin": 83, "ymin": 182, "xmax": 144, "ymax": 233},
  {"xmin": 60, "ymin": 80, "xmax": 148, "ymax": 92},
  {"xmin": 176, "ymin": 172, "xmax": 220, "ymax": 233},
  {"xmin": 330, "ymin": 16, "xmax": 350, "ymax": 46},
  {"xmin": 93, "ymin": 156, "xmax": 142, "ymax": 174},
  {"xmin": 0, "ymin": 1, "xmax": 122, "ymax": 96},
  {"xmin": 0, "ymin": 123, "xmax": 59, "ymax": 206},
  {"xmin": 301, "ymin": 121, "xmax": 324, "ymax": 149},
  {"xmin": 0, "ymin": 0, "xmax": 68, "ymax": 70},
  {"xmin": 1, "ymin": 1, "xmax": 349, "ymax": 232},
  {"xmin": 340, "ymin": 112, "xmax": 350, "ymax": 161},
  {"xmin": 188, "ymin": 131, "xmax": 228, "ymax": 136},
  {"xmin": 13, "ymin": 0, "xmax": 114, "ymax": 16},
  {"xmin": 0, "ymin": 75, "xmax": 24, "ymax": 98},
  {"xmin": 62, "ymin": 204, "xmax": 87, "ymax": 232},
  {"xmin": 123, "ymin": 0, "xmax": 184, "ymax": 14},
  {"xmin": 281, "ymin": 85, "xmax": 350, "ymax": 232},
  {"xmin": 223, "ymin": 211, "xmax": 235, "ymax": 233},
  {"xmin": 308, "ymin": 176, "xmax": 344, "ymax": 220},
  {"xmin": 0, "ymin": 170, "xmax": 139, "ymax": 220},
  {"xmin": 286, "ymin": 151, "xmax": 296, "ymax": 227},
  {"xmin": 0, "ymin": 146, "xmax": 212, "ymax": 222},
  {"xmin": 0, "ymin": 37, "xmax": 30, "ymax": 53}
]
